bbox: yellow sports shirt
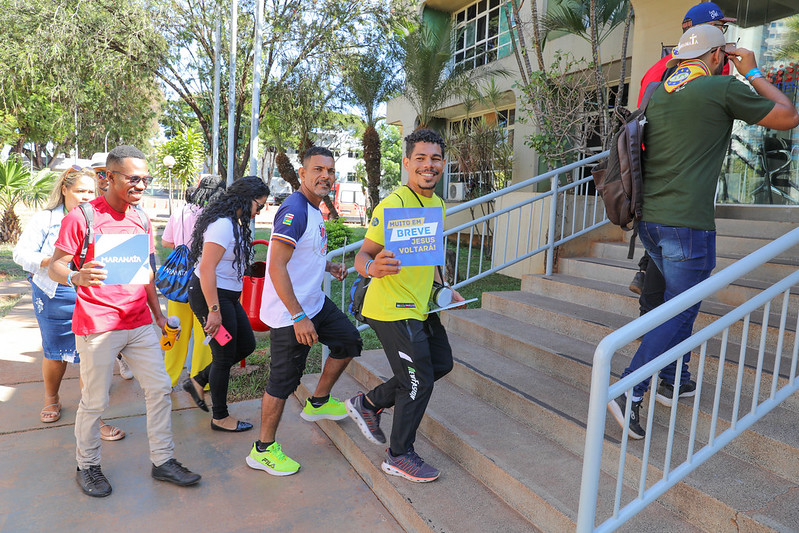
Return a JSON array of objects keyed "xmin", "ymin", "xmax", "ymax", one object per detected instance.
[{"xmin": 362, "ymin": 186, "xmax": 446, "ymax": 322}]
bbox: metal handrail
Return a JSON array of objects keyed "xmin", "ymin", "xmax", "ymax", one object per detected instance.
[
  {"xmin": 322, "ymin": 151, "xmax": 610, "ymax": 353},
  {"xmin": 577, "ymin": 227, "xmax": 799, "ymax": 532}
]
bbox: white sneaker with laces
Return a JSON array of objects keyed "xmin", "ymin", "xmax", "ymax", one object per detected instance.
[{"xmin": 117, "ymin": 355, "xmax": 133, "ymax": 380}]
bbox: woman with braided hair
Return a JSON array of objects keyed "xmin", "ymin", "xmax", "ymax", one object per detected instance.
[{"xmin": 183, "ymin": 176, "xmax": 269, "ymax": 432}]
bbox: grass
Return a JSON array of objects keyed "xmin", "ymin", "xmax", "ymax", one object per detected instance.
[
  {"xmin": 227, "ymin": 236, "xmax": 520, "ymax": 401},
  {"xmin": 0, "ymin": 295, "xmax": 21, "ymax": 319},
  {"xmin": 0, "ymin": 243, "xmax": 26, "ymax": 282}
]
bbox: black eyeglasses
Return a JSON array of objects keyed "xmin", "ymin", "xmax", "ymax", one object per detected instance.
[
  {"xmin": 109, "ymin": 170, "xmax": 153, "ymax": 186},
  {"xmin": 710, "ymin": 22, "xmax": 729, "ymax": 34},
  {"xmin": 254, "ymin": 198, "xmax": 266, "ymax": 213}
]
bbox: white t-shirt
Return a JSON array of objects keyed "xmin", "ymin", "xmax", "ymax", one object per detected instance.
[
  {"xmin": 195, "ymin": 217, "xmax": 243, "ymax": 291},
  {"xmin": 259, "ymin": 191, "xmax": 327, "ymax": 328}
]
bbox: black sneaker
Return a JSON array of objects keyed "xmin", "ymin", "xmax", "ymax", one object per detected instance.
[
  {"xmin": 152, "ymin": 458, "xmax": 201, "ymax": 486},
  {"xmin": 629, "ymin": 271, "xmax": 645, "ymax": 295},
  {"xmin": 345, "ymin": 392, "xmax": 386, "ymax": 445},
  {"xmin": 607, "ymin": 395, "xmax": 645, "ymax": 439},
  {"xmin": 655, "ymin": 379, "xmax": 697, "ymax": 407},
  {"xmin": 76, "ymin": 465, "xmax": 112, "ymax": 497}
]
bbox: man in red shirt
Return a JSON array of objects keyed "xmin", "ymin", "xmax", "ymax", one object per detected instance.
[{"xmin": 50, "ymin": 145, "xmax": 201, "ymax": 497}]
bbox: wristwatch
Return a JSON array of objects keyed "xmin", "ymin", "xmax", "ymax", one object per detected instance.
[{"xmin": 209, "ymin": 303, "xmax": 220, "ymax": 313}]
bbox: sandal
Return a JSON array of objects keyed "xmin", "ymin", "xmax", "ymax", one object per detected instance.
[
  {"xmin": 40, "ymin": 403, "xmax": 62, "ymax": 423},
  {"xmin": 99, "ymin": 422, "xmax": 126, "ymax": 441}
]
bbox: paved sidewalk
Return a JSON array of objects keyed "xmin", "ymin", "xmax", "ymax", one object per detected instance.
[{"xmin": 0, "ymin": 283, "xmax": 400, "ymax": 532}]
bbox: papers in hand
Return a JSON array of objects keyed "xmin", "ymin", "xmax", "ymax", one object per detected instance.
[{"xmin": 425, "ymin": 297, "xmax": 478, "ymax": 315}]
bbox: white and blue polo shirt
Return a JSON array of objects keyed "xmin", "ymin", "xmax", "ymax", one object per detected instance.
[{"xmin": 260, "ymin": 191, "xmax": 328, "ymax": 328}]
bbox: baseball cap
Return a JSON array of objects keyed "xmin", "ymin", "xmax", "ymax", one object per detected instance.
[
  {"xmin": 683, "ymin": 2, "xmax": 736, "ymax": 25},
  {"xmin": 89, "ymin": 152, "xmax": 108, "ymax": 169},
  {"xmin": 666, "ymin": 25, "xmax": 726, "ymax": 68}
]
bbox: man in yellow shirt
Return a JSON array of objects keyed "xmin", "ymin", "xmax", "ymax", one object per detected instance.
[{"xmin": 346, "ymin": 129, "xmax": 465, "ymax": 482}]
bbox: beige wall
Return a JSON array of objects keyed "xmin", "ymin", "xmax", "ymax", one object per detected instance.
[
  {"xmin": 490, "ymin": 191, "xmax": 550, "ymax": 278},
  {"xmin": 628, "ymin": 0, "xmax": 694, "ymax": 106}
]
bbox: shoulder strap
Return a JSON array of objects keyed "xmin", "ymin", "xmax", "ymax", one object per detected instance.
[
  {"xmin": 132, "ymin": 204, "xmax": 150, "ymax": 234},
  {"xmin": 76, "ymin": 203, "xmax": 93, "ymax": 269},
  {"xmin": 639, "ymin": 82, "xmax": 660, "ymax": 112}
]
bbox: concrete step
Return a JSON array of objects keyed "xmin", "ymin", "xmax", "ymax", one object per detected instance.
[
  {"xmin": 441, "ymin": 303, "xmax": 799, "ymax": 415},
  {"xmin": 714, "ymin": 217, "xmax": 798, "ymax": 240},
  {"xmin": 714, "ymin": 205, "xmax": 799, "ymax": 223},
  {"xmin": 294, "ymin": 373, "xmax": 539, "ymax": 533},
  {"xmin": 558, "ymin": 256, "xmax": 799, "ymax": 313},
  {"xmin": 520, "ymin": 274, "xmax": 798, "ymax": 352},
  {"xmin": 590, "ymin": 241, "xmax": 799, "ymax": 284},
  {"xmin": 444, "ymin": 333, "xmax": 799, "ymax": 487},
  {"xmin": 349, "ymin": 350, "xmax": 798, "ymax": 532},
  {"xmin": 341, "ymin": 353, "xmax": 703, "ymax": 533}
]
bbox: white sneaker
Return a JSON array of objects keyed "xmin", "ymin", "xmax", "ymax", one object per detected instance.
[{"xmin": 117, "ymin": 355, "xmax": 133, "ymax": 380}]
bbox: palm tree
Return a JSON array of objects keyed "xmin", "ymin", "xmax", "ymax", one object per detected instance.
[
  {"xmin": 542, "ymin": 0, "xmax": 631, "ymax": 146},
  {"xmin": 0, "ymin": 158, "xmax": 54, "ymax": 243},
  {"xmin": 776, "ymin": 15, "xmax": 799, "ymax": 59},
  {"xmin": 399, "ymin": 18, "xmax": 506, "ymax": 130},
  {"xmin": 343, "ymin": 50, "xmax": 400, "ymax": 214}
]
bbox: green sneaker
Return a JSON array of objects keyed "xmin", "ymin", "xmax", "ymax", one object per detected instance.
[
  {"xmin": 300, "ymin": 396, "xmax": 348, "ymax": 421},
  {"xmin": 246, "ymin": 442, "xmax": 300, "ymax": 476}
]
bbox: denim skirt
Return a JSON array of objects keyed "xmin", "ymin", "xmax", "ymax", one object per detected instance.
[{"xmin": 30, "ymin": 280, "xmax": 80, "ymax": 363}]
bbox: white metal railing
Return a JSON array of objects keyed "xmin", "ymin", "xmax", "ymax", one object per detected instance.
[
  {"xmin": 577, "ymin": 228, "xmax": 799, "ymax": 532},
  {"xmin": 322, "ymin": 151, "xmax": 610, "ymax": 355}
]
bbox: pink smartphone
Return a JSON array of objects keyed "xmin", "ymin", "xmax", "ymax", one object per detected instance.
[{"xmin": 214, "ymin": 324, "xmax": 232, "ymax": 346}]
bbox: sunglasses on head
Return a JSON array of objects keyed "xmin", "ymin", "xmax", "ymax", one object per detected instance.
[{"xmin": 109, "ymin": 170, "xmax": 153, "ymax": 186}]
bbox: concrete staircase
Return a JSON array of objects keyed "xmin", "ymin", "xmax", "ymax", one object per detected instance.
[{"xmin": 295, "ymin": 205, "xmax": 799, "ymax": 532}]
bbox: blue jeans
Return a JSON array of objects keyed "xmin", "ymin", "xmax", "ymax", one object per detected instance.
[{"xmin": 622, "ymin": 222, "xmax": 716, "ymax": 398}]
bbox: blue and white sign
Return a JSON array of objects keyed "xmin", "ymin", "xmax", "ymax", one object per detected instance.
[
  {"xmin": 94, "ymin": 234, "xmax": 150, "ymax": 285},
  {"xmin": 384, "ymin": 206, "xmax": 444, "ymax": 267}
]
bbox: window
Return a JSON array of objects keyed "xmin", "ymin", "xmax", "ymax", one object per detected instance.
[
  {"xmin": 453, "ymin": 0, "xmax": 514, "ymax": 71},
  {"xmin": 346, "ymin": 172, "xmax": 357, "ymax": 181},
  {"xmin": 446, "ymin": 106, "xmax": 515, "ymax": 196}
]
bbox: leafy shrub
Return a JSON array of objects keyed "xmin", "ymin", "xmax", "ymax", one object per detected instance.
[{"xmin": 325, "ymin": 217, "xmax": 352, "ymax": 251}]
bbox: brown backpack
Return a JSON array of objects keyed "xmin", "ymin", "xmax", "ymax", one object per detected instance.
[{"xmin": 591, "ymin": 82, "xmax": 659, "ymax": 258}]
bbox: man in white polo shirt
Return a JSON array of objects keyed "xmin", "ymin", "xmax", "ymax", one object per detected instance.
[{"xmin": 247, "ymin": 146, "xmax": 362, "ymax": 476}]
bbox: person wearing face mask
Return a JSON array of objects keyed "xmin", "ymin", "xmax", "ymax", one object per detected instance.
[
  {"xmin": 50, "ymin": 145, "xmax": 201, "ymax": 497},
  {"xmin": 608, "ymin": 26, "xmax": 799, "ymax": 440},
  {"xmin": 14, "ymin": 166, "xmax": 124, "ymax": 440}
]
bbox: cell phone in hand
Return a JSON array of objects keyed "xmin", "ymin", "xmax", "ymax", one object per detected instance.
[
  {"xmin": 202, "ymin": 324, "xmax": 232, "ymax": 346},
  {"xmin": 214, "ymin": 324, "xmax": 232, "ymax": 346}
]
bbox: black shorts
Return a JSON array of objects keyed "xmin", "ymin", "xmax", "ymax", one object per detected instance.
[{"xmin": 266, "ymin": 296, "xmax": 362, "ymax": 399}]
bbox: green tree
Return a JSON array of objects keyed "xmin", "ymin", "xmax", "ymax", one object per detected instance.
[
  {"xmin": 343, "ymin": 48, "xmax": 400, "ymax": 214},
  {"xmin": 398, "ymin": 15, "xmax": 509, "ymax": 131},
  {"xmin": 0, "ymin": 158, "xmax": 54, "ymax": 243},
  {"xmin": 776, "ymin": 16, "xmax": 799, "ymax": 59},
  {"xmin": 104, "ymin": 0, "xmax": 388, "ymax": 180},
  {"xmin": 153, "ymin": 127, "xmax": 206, "ymax": 208},
  {"xmin": 542, "ymin": 0, "xmax": 631, "ymax": 146},
  {"xmin": 380, "ymin": 123, "xmax": 402, "ymax": 192},
  {"xmin": 0, "ymin": 0, "xmax": 162, "ymax": 165}
]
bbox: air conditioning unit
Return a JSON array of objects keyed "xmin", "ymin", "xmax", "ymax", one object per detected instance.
[{"xmin": 448, "ymin": 182, "xmax": 465, "ymax": 201}]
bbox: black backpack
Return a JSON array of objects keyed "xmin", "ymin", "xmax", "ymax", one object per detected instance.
[{"xmin": 592, "ymin": 82, "xmax": 659, "ymax": 258}]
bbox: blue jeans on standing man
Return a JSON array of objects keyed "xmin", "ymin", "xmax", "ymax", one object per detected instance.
[{"xmin": 621, "ymin": 221, "xmax": 716, "ymax": 399}]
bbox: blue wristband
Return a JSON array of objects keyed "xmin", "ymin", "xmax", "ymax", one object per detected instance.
[
  {"xmin": 364, "ymin": 260, "xmax": 374, "ymax": 278},
  {"xmin": 292, "ymin": 312, "xmax": 307, "ymax": 323},
  {"xmin": 745, "ymin": 68, "xmax": 762, "ymax": 80}
]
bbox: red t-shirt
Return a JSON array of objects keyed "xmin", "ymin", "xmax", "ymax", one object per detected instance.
[
  {"xmin": 55, "ymin": 196, "xmax": 156, "ymax": 335},
  {"xmin": 638, "ymin": 54, "xmax": 731, "ymax": 106}
]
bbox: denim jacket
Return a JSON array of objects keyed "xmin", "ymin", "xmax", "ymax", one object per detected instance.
[{"xmin": 13, "ymin": 206, "xmax": 65, "ymax": 298}]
